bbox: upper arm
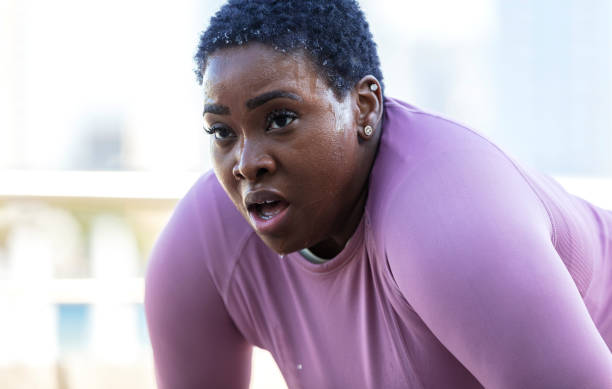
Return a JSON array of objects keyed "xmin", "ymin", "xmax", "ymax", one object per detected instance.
[
  {"xmin": 144, "ymin": 196, "xmax": 252, "ymax": 389},
  {"xmin": 385, "ymin": 149, "xmax": 612, "ymax": 388}
]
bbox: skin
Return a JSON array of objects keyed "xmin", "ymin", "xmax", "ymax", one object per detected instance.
[{"xmin": 201, "ymin": 43, "xmax": 383, "ymax": 257}]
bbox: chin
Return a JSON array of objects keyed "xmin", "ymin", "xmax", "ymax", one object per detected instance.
[{"xmin": 258, "ymin": 234, "xmax": 301, "ymax": 256}]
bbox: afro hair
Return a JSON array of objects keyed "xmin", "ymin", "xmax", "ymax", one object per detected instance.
[{"xmin": 194, "ymin": 0, "xmax": 384, "ymax": 97}]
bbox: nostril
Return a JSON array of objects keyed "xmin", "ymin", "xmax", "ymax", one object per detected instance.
[
  {"xmin": 232, "ymin": 165, "xmax": 244, "ymax": 180},
  {"xmin": 256, "ymin": 168, "xmax": 268, "ymax": 178}
]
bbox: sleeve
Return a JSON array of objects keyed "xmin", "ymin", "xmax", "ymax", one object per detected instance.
[
  {"xmin": 144, "ymin": 192, "xmax": 252, "ymax": 389},
  {"xmin": 384, "ymin": 148, "xmax": 612, "ymax": 388}
]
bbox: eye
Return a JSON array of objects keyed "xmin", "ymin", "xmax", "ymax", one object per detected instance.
[
  {"xmin": 266, "ymin": 109, "xmax": 298, "ymax": 131},
  {"xmin": 204, "ymin": 124, "xmax": 235, "ymax": 140}
]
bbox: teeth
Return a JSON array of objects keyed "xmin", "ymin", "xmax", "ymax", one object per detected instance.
[
  {"xmin": 250, "ymin": 200, "xmax": 279, "ymax": 207},
  {"xmin": 254, "ymin": 200, "xmax": 283, "ymax": 220}
]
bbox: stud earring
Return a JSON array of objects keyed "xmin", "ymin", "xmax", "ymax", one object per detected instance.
[
  {"xmin": 369, "ymin": 83, "xmax": 378, "ymax": 91},
  {"xmin": 364, "ymin": 125, "xmax": 374, "ymax": 137}
]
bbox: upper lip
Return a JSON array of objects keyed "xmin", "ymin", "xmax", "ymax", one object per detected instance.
[{"xmin": 244, "ymin": 189, "xmax": 288, "ymax": 210}]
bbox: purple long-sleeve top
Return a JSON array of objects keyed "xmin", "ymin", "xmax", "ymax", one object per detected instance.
[{"xmin": 145, "ymin": 98, "xmax": 612, "ymax": 388}]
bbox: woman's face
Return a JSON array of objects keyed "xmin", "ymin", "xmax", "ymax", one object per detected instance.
[{"xmin": 201, "ymin": 44, "xmax": 380, "ymax": 255}]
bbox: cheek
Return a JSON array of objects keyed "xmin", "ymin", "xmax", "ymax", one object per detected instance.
[
  {"xmin": 318, "ymin": 125, "xmax": 358, "ymax": 171},
  {"xmin": 211, "ymin": 148, "xmax": 227, "ymax": 181},
  {"xmin": 321, "ymin": 105, "xmax": 359, "ymax": 171},
  {"xmin": 211, "ymin": 139, "xmax": 235, "ymax": 173},
  {"xmin": 211, "ymin": 147, "xmax": 240, "ymax": 200},
  {"xmin": 287, "ymin": 130, "xmax": 357, "ymax": 190}
]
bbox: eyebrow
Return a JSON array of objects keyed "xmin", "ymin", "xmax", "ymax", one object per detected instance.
[
  {"xmin": 246, "ymin": 90, "xmax": 301, "ymax": 110},
  {"xmin": 203, "ymin": 90, "xmax": 301, "ymax": 116},
  {"xmin": 203, "ymin": 104, "xmax": 230, "ymax": 115}
]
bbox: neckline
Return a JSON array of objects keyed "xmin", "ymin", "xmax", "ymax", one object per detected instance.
[
  {"xmin": 299, "ymin": 247, "xmax": 332, "ymax": 264},
  {"xmin": 289, "ymin": 213, "xmax": 367, "ymax": 274}
]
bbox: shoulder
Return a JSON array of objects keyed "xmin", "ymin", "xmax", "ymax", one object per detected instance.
[
  {"xmin": 381, "ymin": 146, "xmax": 552, "ymax": 260},
  {"xmin": 190, "ymin": 171, "xmax": 255, "ymax": 254},
  {"xmin": 147, "ymin": 171, "xmax": 255, "ymax": 296},
  {"xmin": 367, "ymin": 97, "xmax": 551, "ymax": 248}
]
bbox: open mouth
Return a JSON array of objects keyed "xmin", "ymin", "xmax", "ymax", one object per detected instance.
[
  {"xmin": 244, "ymin": 190, "xmax": 290, "ymax": 234},
  {"xmin": 248, "ymin": 200, "xmax": 289, "ymax": 220}
]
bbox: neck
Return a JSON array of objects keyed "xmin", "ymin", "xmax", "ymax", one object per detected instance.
[{"xmin": 308, "ymin": 183, "xmax": 368, "ymax": 258}]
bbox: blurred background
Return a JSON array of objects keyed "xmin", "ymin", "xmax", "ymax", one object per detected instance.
[{"xmin": 0, "ymin": 0, "xmax": 611, "ymax": 388}]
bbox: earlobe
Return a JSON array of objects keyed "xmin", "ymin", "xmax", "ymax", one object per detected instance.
[{"xmin": 358, "ymin": 124, "xmax": 375, "ymax": 140}]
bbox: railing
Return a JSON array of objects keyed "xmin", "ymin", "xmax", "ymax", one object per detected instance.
[
  {"xmin": 1, "ymin": 170, "xmax": 610, "ymax": 308},
  {"xmin": 0, "ymin": 169, "xmax": 287, "ymax": 389}
]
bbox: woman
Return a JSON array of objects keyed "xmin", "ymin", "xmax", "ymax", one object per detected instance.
[{"xmin": 144, "ymin": 0, "xmax": 612, "ymax": 388}]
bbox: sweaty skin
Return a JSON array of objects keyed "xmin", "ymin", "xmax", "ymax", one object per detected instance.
[
  {"xmin": 145, "ymin": 98, "xmax": 612, "ymax": 388},
  {"xmin": 201, "ymin": 44, "xmax": 382, "ymax": 258}
]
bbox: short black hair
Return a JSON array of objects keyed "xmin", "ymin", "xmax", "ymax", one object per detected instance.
[{"xmin": 194, "ymin": 0, "xmax": 384, "ymax": 97}]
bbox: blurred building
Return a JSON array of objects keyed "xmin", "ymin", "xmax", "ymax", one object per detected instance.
[{"xmin": 494, "ymin": 0, "xmax": 612, "ymax": 176}]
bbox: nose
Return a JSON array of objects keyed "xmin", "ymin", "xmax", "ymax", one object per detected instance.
[{"xmin": 232, "ymin": 139, "xmax": 276, "ymax": 181}]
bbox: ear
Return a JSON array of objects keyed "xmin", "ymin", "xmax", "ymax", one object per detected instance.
[{"xmin": 354, "ymin": 75, "xmax": 383, "ymax": 140}]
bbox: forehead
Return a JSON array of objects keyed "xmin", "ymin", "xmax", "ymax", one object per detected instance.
[{"xmin": 201, "ymin": 44, "xmax": 327, "ymax": 101}]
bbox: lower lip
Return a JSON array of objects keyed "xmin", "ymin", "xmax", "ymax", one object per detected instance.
[{"xmin": 248, "ymin": 204, "xmax": 290, "ymax": 235}]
